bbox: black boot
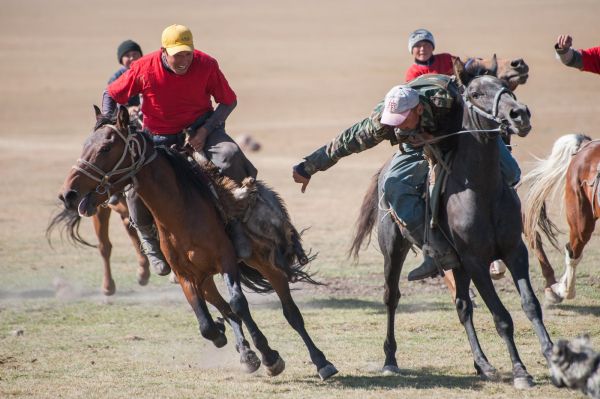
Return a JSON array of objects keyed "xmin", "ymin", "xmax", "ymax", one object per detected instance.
[
  {"xmin": 228, "ymin": 219, "xmax": 252, "ymax": 260},
  {"xmin": 407, "ymin": 229, "xmax": 461, "ymax": 281},
  {"xmin": 136, "ymin": 224, "xmax": 171, "ymax": 276}
]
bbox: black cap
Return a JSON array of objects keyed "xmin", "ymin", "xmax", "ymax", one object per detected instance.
[{"xmin": 117, "ymin": 40, "xmax": 142, "ymax": 64}]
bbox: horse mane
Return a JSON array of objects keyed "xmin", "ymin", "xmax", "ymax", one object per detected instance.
[{"xmin": 521, "ymin": 133, "xmax": 592, "ymax": 250}]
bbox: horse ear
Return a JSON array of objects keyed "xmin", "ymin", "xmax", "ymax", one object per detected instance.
[
  {"xmin": 490, "ymin": 54, "xmax": 498, "ymax": 76},
  {"xmin": 93, "ymin": 105, "xmax": 102, "ymax": 121},
  {"xmin": 116, "ymin": 105, "xmax": 130, "ymax": 132},
  {"xmin": 452, "ymin": 56, "xmax": 469, "ymax": 87}
]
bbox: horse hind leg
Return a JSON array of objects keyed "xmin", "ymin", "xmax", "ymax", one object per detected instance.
[
  {"xmin": 201, "ymin": 277, "xmax": 261, "ymax": 373},
  {"xmin": 552, "ymin": 197, "xmax": 595, "ymax": 301},
  {"xmin": 254, "ymin": 260, "xmax": 337, "ymax": 380},
  {"xmin": 379, "ymin": 219, "xmax": 410, "ymax": 376},
  {"xmin": 223, "ymin": 267, "xmax": 284, "ymax": 377},
  {"xmin": 92, "ymin": 206, "xmax": 115, "ymax": 296}
]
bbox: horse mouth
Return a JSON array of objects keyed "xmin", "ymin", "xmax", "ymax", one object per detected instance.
[
  {"xmin": 511, "ymin": 124, "xmax": 532, "ymax": 137},
  {"xmin": 77, "ymin": 193, "xmax": 97, "ymax": 217}
]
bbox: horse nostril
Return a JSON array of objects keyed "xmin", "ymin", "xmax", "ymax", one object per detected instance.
[
  {"xmin": 509, "ymin": 109, "xmax": 520, "ymax": 119},
  {"xmin": 511, "ymin": 59, "xmax": 523, "ymax": 68},
  {"xmin": 61, "ymin": 190, "xmax": 78, "ymax": 207}
]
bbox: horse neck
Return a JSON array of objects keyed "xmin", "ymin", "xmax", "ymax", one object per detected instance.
[
  {"xmin": 133, "ymin": 153, "xmax": 196, "ymax": 232},
  {"xmin": 453, "ymin": 111, "xmax": 502, "ymax": 189}
]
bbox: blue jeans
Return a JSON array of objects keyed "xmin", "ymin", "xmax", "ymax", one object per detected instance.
[{"xmin": 383, "ymin": 137, "xmax": 521, "ymax": 234}]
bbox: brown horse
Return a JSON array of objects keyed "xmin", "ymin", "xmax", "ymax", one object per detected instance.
[
  {"xmin": 47, "ymin": 196, "xmax": 151, "ymax": 296},
  {"xmin": 521, "ymin": 133, "xmax": 596, "ymax": 304},
  {"xmin": 58, "ymin": 106, "xmax": 337, "ymax": 380}
]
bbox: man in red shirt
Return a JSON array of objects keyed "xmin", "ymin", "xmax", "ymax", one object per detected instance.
[
  {"xmin": 404, "ymin": 29, "xmax": 455, "ymax": 82},
  {"xmin": 555, "ymin": 34, "xmax": 600, "ymax": 75},
  {"xmin": 102, "ymin": 24, "xmax": 255, "ymax": 275}
]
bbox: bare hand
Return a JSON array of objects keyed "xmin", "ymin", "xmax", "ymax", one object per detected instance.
[
  {"xmin": 556, "ymin": 34, "xmax": 573, "ymax": 50},
  {"xmin": 187, "ymin": 126, "xmax": 210, "ymax": 152},
  {"xmin": 292, "ymin": 168, "xmax": 310, "ymax": 193}
]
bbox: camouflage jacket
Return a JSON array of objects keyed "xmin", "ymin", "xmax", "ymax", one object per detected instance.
[{"xmin": 302, "ymin": 88, "xmax": 461, "ymax": 176}]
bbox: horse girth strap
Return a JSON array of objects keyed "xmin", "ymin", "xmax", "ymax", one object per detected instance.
[{"xmin": 73, "ymin": 124, "xmax": 157, "ymax": 195}]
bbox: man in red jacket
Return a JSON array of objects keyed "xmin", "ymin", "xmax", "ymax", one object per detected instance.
[
  {"xmin": 555, "ymin": 34, "xmax": 600, "ymax": 75},
  {"xmin": 103, "ymin": 24, "xmax": 255, "ymax": 275}
]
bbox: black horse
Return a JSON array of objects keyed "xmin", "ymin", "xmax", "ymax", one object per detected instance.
[{"xmin": 350, "ymin": 75, "xmax": 553, "ymax": 389}]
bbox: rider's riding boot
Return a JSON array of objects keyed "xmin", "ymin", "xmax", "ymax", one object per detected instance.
[
  {"xmin": 107, "ymin": 193, "xmax": 121, "ymax": 206},
  {"xmin": 136, "ymin": 224, "xmax": 171, "ymax": 276},
  {"xmin": 408, "ymin": 229, "xmax": 461, "ymax": 281},
  {"xmin": 228, "ymin": 219, "xmax": 252, "ymax": 260}
]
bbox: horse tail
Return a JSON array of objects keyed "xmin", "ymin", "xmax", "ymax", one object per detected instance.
[
  {"xmin": 521, "ymin": 133, "xmax": 591, "ymax": 250},
  {"xmin": 46, "ymin": 207, "xmax": 96, "ymax": 248},
  {"xmin": 348, "ymin": 165, "xmax": 384, "ymax": 260}
]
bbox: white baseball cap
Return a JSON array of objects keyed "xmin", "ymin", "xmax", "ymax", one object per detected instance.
[{"xmin": 381, "ymin": 85, "xmax": 420, "ymax": 126}]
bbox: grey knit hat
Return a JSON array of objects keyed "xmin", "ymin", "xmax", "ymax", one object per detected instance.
[{"xmin": 408, "ymin": 29, "xmax": 435, "ymax": 53}]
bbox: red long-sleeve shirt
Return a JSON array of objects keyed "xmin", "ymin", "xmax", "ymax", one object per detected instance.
[
  {"xmin": 404, "ymin": 53, "xmax": 454, "ymax": 82},
  {"xmin": 108, "ymin": 50, "xmax": 236, "ymax": 134}
]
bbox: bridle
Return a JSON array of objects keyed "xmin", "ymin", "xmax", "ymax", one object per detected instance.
[
  {"xmin": 72, "ymin": 123, "xmax": 156, "ymax": 199},
  {"xmin": 462, "ymin": 76, "xmax": 516, "ymax": 135}
]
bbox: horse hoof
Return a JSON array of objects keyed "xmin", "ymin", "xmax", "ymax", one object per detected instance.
[
  {"xmin": 265, "ymin": 356, "xmax": 285, "ymax": 377},
  {"xmin": 168, "ymin": 271, "xmax": 179, "ymax": 284},
  {"xmin": 382, "ymin": 365, "xmax": 401, "ymax": 376},
  {"xmin": 137, "ymin": 268, "xmax": 150, "ymax": 286},
  {"xmin": 318, "ymin": 364, "xmax": 338, "ymax": 380},
  {"xmin": 475, "ymin": 363, "xmax": 500, "ymax": 381},
  {"xmin": 102, "ymin": 280, "xmax": 116, "ymax": 296},
  {"xmin": 241, "ymin": 350, "xmax": 261, "ymax": 373},
  {"xmin": 212, "ymin": 334, "xmax": 227, "ymax": 348},
  {"xmin": 514, "ymin": 376, "xmax": 534, "ymax": 389},
  {"xmin": 544, "ymin": 288, "xmax": 563, "ymax": 305}
]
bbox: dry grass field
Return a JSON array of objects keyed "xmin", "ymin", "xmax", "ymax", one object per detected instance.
[{"xmin": 1, "ymin": 0, "xmax": 600, "ymax": 398}]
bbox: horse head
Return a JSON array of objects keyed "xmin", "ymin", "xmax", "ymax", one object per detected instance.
[
  {"xmin": 463, "ymin": 75, "xmax": 532, "ymax": 138},
  {"xmin": 454, "ymin": 55, "xmax": 529, "ymax": 91},
  {"xmin": 58, "ymin": 106, "xmax": 151, "ymax": 217}
]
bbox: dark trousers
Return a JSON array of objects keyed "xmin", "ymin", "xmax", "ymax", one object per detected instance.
[{"xmin": 127, "ymin": 127, "xmax": 257, "ymax": 227}]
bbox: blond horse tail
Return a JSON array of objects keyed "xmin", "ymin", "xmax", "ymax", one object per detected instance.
[{"xmin": 521, "ymin": 133, "xmax": 591, "ymax": 250}]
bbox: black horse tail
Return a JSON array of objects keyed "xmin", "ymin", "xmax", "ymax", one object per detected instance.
[
  {"xmin": 46, "ymin": 207, "xmax": 96, "ymax": 248},
  {"xmin": 348, "ymin": 165, "xmax": 384, "ymax": 261}
]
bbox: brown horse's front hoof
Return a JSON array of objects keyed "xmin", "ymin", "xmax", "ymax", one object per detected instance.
[
  {"xmin": 102, "ymin": 279, "xmax": 116, "ymax": 296},
  {"xmin": 265, "ymin": 356, "xmax": 285, "ymax": 377},
  {"xmin": 544, "ymin": 287, "xmax": 563, "ymax": 306},
  {"xmin": 137, "ymin": 267, "xmax": 150, "ymax": 286}
]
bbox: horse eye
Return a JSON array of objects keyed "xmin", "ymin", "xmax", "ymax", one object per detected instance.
[
  {"xmin": 471, "ymin": 92, "xmax": 482, "ymax": 99},
  {"xmin": 99, "ymin": 145, "xmax": 111, "ymax": 153}
]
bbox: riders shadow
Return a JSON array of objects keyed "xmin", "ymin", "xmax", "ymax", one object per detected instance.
[
  {"xmin": 552, "ymin": 303, "xmax": 600, "ymax": 317},
  {"xmin": 301, "ymin": 297, "xmax": 454, "ymax": 313},
  {"xmin": 332, "ymin": 368, "xmax": 485, "ymax": 390}
]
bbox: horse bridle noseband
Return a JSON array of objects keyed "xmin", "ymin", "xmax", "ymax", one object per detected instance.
[
  {"xmin": 72, "ymin": 124, "xmax": 156, "ymax": 199},
  {"xmin": 463, "ymin": 76, "xmax": 517, "ymax": 133}
]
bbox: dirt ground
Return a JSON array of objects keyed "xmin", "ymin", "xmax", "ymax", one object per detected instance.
[{"xmin": 1, "ymin": 1, "xmax": 599, "ymax": 397}]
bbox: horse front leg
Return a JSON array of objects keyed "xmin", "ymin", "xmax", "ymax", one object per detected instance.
[
  {"xmin": 465, "ymin": 255, "xmax": 534, "ymax": 389},
  {"xmin": 503, "ymin": 242, "xmax": 553, "ymax": 361},
  {"xmin": 111, "ymin": 200, "xmax": 150, "ymax": 286},
  {"xmin": 201, "ymin": 276, "xmax": 261, "ymax": 373},
  {"xmin": 178, "ymin": 276, "xmax": 227, "ymax": 348},
  {"xmin": 92, "ymin": 206, "xmax": 115, "ymax": 296},
  {"xmin": 531, "ymin": 231, "xmax": 562, "ymax": 305},
  {"xmin": 223, "ymin": 267, "xmax": 284, "ymax": 377},
  {"xmin": 452, "ymin": 267, "xmax": 498, "ymax": 381}
]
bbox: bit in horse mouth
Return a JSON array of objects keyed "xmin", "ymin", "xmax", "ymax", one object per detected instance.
[{"xmin": 77, "ymin": 192, "xmax": 97, "ymax": 217}]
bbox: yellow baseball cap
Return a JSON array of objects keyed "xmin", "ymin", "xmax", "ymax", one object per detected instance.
[{"xmin": 161, "ymin": 24, "xmax": 194, "ymax": 55}]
